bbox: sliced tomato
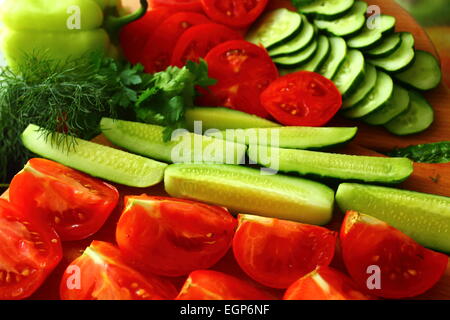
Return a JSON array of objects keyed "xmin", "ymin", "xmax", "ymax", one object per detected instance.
[
  {"xmin": 340, "ymin": 211, "xmax": 449, "ymax": 299},
  {"xmin": 150, "ymin": 0, "xmax": 202, "ymax": 11},
  {"xmin": 141, "ymin": 11, "xmax": 211, "ymax": 73},
  {"xmin": 201, "ymin": 0, "xmax": 269, "ymax": 28},
  {"xmin": 265, "ymin": 0, "xmax": 297, "ymax": 12},
  {"xmin": 116, "ymin": 195, "xmax": 237, "ymax": 277},
  {"xmin": 260, "ymin": 71, "xmax": 342, "ymax": 126},
  {"xmin": 176, "ymin": 270, "xmax": 273, "ymax": 300},
  {"xmin": 284, "ymin": 266, "xmax": 372, "ymax": 300},
  {"xmin": 60, "ymin": 241, "xmax": 177, "ymax": 300},
  {"xmin": 9, "ymin": 158, "xmax": 119, "ymax": 241},
  {"xmin": 199, "ymin": 40, "xmax": 278, "ymax": 117},
  {"xmin": 0, "ymin": 199, "xmax": 62, "ymax": 300},
  {"xmin": 171, "ymin": 23, "xmax": 243, "ymax": 67},
  {"xmin": 232, "ymin": 214, "xmax": 337, "ymax": 289}
]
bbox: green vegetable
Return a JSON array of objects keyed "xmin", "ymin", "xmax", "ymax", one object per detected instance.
[{"xmin": 387, "ymin": 142, "xmax": 450, "ymax": 164}]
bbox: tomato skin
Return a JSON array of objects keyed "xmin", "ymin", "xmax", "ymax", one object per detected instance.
[
  {"xmin": 260, "ymin": 71, "xmax": 342, "ymax": 126},
  {"xmin": 201, "ymin": 0, "xmax": 269, "ymax": 28},
  {"xmin": 116, "ymin": 196, "xmax": 237, "ymax": 277},
  {"xmin": 60, "ymin": 241, "xmax": 177, "ymax": 300},
  {"xmin": 340, "ymin": 211, "xmax": 449, "ymax": 299},
  {"xmin": 284, "ymin": 267, "xmax": 372, "ymax": 300},
  {"xmin": 200, "ymin": 40, "xmax": 278, "ymax": 117},
  {"xmin": 171, "ymin": 23, "xmax": 243, "ymax": 67},
  {"xmin": 232, "ymin": 214, "xmax": 337, "ymax": 289},
  {"xmin": 176, "ymin": 270, "xmax": 273, "ymax": 300},
  {"xmin": 150, "ymin": 0, "xmax": 202, "ymax": 12},
  {"xmin": 9, "ymin": 158, "xmax": 119, "ymax": 241},
  {"xmin": 0, "ymin": 199, "xmax": 62, "ymax": 300}
]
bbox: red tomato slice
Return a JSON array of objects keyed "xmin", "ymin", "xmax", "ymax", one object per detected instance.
[
  {"xmin": 0, "ymin": 199, "xmax": 62, "ymax": 300},
  {"xmin": 171, "ymin": 23, "xmax": 243, "ymax": 67},
  {"xmin": 9, "ymin": 158, "xmax": 119, "ymax": 241},
  {"xmin": 201, "ymin": 0, "xmax": 269, "ymax": 28},
  {"xmin": 265, "ymin": 0, "xmax": 297, "ymax": 12},
  {"xmin": 60, "ymin": 241, "xmax": 177, "ymax": 300},
  {"xmin": 284, "ymin": 266, "xmax": 372, "ymax": 300},
  {"xmin": 232, "ymin": 214, "xmax": 337, "ymax": 289},
  {"xmin": 176, "ymin": 270, "xmax": 273, "ymax": 300},
  {"xmin": 200, "ymin": 40, "xmax": 278, "ymax": 117},
  {"xmin": 150, "ymin": 0, "xmax": 202, "ymax": 11},
  {"xmin": 260, "ymin": 71, "xmax": 342, "ymax": 126},
  {"xmin": 116, "ymin": 195, "xmax": 237, "ymax": 277},
  {"xmin": 340, "ymin": 211, "xmax": 449, "ymax": 299}
]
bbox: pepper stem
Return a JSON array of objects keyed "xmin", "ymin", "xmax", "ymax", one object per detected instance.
[{"xmin": 104, "ymin": 0, "xmax": 148, "ymax": 36}]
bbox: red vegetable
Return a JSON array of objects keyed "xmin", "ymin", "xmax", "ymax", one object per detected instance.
[
  {"xmin": 150, "ymin": 0, "xmax": 202, "ymax": 12},
  {"xmin": 340, "ymin": 211, "xmax": 448, "ymax": 299},
  {"xmin": 260, "ymin": 71, "xmax": 342, "ymax": 126}
]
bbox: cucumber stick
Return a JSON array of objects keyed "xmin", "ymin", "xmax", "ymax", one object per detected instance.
[
  {"xmin": 336, "ymin": 183, "xmax": 450, "ymax": 253},
  {"xmin": 21, "ymin": 124, "xmax": 167, "ymax": 188},
  {"xmin": 164, "ymin": 164, "xmax": 335, "ymax": 225}
]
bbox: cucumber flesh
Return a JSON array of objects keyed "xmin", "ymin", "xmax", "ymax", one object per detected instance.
[
  {"xmin": 347, "ymin": 15, "xmax": 396, "ymax": 49},
  {"xmin": 100, "ymin": 118, "xmax": 247, "ymax": 165},
  {"xmin": 336, "ymin": 183, "xmax": 450, "ymax": 253},
  {"xmin": 164, "ymin": 164, "xmax": 335, "ymax": 225},
  {"xmin": 273, "ymin": 39, "xmax": 318, "ymax": 68},
  {"xmin": 248, "ymin": 146, "xmax": 413, "ymax": 184},
  {"xmin": 364, "ymin": 84, "xmax": 410, "ymax": 125},
  {"xmin": 385, "ymin": 90, "xmax": 434, "ymax": 135},
  {"xmin": 343, "ymin": 63, "xmax": 377, "ymax": 109},
  {"xmin": 314, "ymin": 1, "xmax": 367, "ymax": 37},
  {"xmin": 395, "ymin": 50, "xmax": 442, "ymax": 90},
  {"xmin": 368, "ymin": 32, "xmax": 415, "ymax": 72},
  {"xmin": 247, "ymin": 9, "xmax": 302, "ymax": 50},
  {"xmin": 343, "ymin": 70, "xmax": 394, "ymax": 119},
  {"xmin": 297, "ymin": 0, "xmax": 355, "ymax": 20},
  {"xmin": 365, "ymin": 33, "xmax": 402, "ymax": 58},
  {"xmin": 332, "ymin": 49, "xmax": 365, "ymax": 96},
  {"xmin": 210, "ymin": 126, "xmax": 358, "ymax": 149},
  {"xmin": 294, "ymin": 35, "xmax": 331, "ymax": 72},
  {"xmin": 21, "ymin": 124, "xmax": 167, "ymax": 188},
  {"xmin": 184, "ymin": 107, "xmax": 280, "ymax": 131},
  {"xmin": 319, "ymin": 37, "xmax": 347, "ymax": 79}
]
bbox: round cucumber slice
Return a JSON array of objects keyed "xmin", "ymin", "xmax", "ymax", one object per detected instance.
[
  {"xmin": 343, "ymin": 70, "xmax": 394, "ymax": 119},
  {"xmin": 343, "ymin": 63, "xmax": 377, "ymax": 109},
  {"xmin": 394, "ymin": 50, "xmax": 442, "ymax": 90},
  {"xmin": 297, "ymin": 0, "xmax": 355, "ymax": 20},
  {"xmin": 296, "ymin": 35, "xmax": 331, "ymax": 72},
  {"xmin": 385, "ymin": 90, "xmax": 434, "ymax": 135},
  {"xmin": 365, "ymin": 33, "xmax": 402, "ymax": 58},
  {"xmin": 319, "ymin": 36, "xmax": 347, "ymax": 79},
  {"xmin": 364, "ymin": 84, "xmax": 410, "ymax": 125},
  {"xmin": 347, "ymin": 15, "xmax": 396, "ymax": 49},
  {"xmin": 332, "ymin": 49, "xmax": 365, "ymax": 96},
  {"xmin": 273, "ymin": 39, "xmax": 318, "ymax": 68}
]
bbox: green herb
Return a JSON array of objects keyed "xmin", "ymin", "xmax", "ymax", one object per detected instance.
[{"xmin": 387, "ymin": 142, "xmax": 450, "ymax": 163}]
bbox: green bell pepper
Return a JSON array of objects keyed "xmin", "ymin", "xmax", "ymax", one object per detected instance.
[{"xmin": 0, "ymin": 0, "xmax": 148, "ymax": 69}]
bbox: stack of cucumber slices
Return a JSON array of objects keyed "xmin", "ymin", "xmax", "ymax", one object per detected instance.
[{"xmin": 246, "ymin": 1, "xmax": 442, "ymax": 136}]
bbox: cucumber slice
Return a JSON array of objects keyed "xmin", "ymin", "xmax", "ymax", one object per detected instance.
[
  {"xmin": 21, "ymin": 124, "xmax": 167, "ymax": 188},
  {"xmin": 395, "ymin": 50, "xmax": 442, "ymax": 90},
  {"xmin": 336, "ymin": 183, "xmax": 450, "ymax": 253},
  {"xmin": 368, "ymin": 32, "xmax": 415, "ymax": 73},
  {"xmin": 210, "ymin": 126, "xmax": 358, "ymax": 149},
  {"xmin": 295, "ymin": 35, "xmax": 331, "ymax": 72},
  {"xmin": 164, "ymin": 164, "xmax": 335, "ymax": 225},
  {"xmin": 347, "ymin": 15, "xmax": 396, "ymax": 49},
  {"xmin": 248, "ymin": 146, "xmax": 413, "ymax": 184},
  {"xmin": 314, "ymin": 1, "xmax": 367, "ymax": 37},
  {"xmin": 332, "ymin": 49, "xmax": 365, "ymax": 96},
  {"xmin": 184, "ymin": 107, "xmax": 280, "ymax": 131},
  {"xmin": 269, "ymin": 15, "xmax": 316, "ymax": 57},
  {"xmin": 297, "ymin": 0, "xmax": 355, "ymax": 20},
  {"xmin": 343, "ymin": 63, "xmax": 377, "ymax": 109},
  {"xmin": 343, "ymin": 70, "xmax": 394, "ymax": 119},
  {"xmin": 246, "ymin": 9, "xmax": 302, "ymax": 50},
  {"xmin": 365, "ymin": 33, "xmax": 402, "ymax": 58},
  {"xmin": 100, "ymin": 118, "xmax": 247, "ymax": 165},
  {"xmin": 273, "ymin": 39, "xmax": 318, "ymax": 68},
  {"xmin": 319, "ymin": 37, "xmax": 347, "ymax": 79},
  {"xmin": 385, "ymin": 90, "xmax": 434, "ymax": 135},
  {"xmin": 364, "ymin": 84, "xmax": 410, "ymax": 125}
]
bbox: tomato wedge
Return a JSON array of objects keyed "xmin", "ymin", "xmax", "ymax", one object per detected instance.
[
  {"xmin": 176, "ymin": 270, "xmax": 273, "ymax": 300},
  {"xmin": 0, "ymin": 199, "xmax": 62, "ymax": 300},
  {"xmin": 141, "ymin": 11, "xmax": 211, "ymax": 73},
  {"xmin": 171, "ymin": 23, "xmax": 243, "ymax": 67},
  {"xmin": 200, "ymin": 40, "xmax": 278, "ymax": 117},
  {"xmin": 9, "ymin": 158, "xmax": 119, "ymax": 241},
  {"xmin": 260, "ymin": 71, "xmax": 342, "ymax": 126},
  {"xmin": 201, "ymin": 0, "xmax": 269, "ymax": 28},
  {"xmin": 116, "ymin": 196, "xmax": 237, "ymax": 277},
  {"xmin": 340, "ymin": 211, "xmax": 448, "ymax": 299},
  {"xmin": 150, "ymin": 0, "xmax": 202, "ymax": 12},
  {"xmin": 60, "ymin": 241, "xmax": 177, "ymax": 300},
  {"xmin": 233, "ymin": 214, "xmax": 337, "ymax": 289},
  {"xmin": 284, "ymin": 266, "xmax": 372, "ymax": 300}
]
